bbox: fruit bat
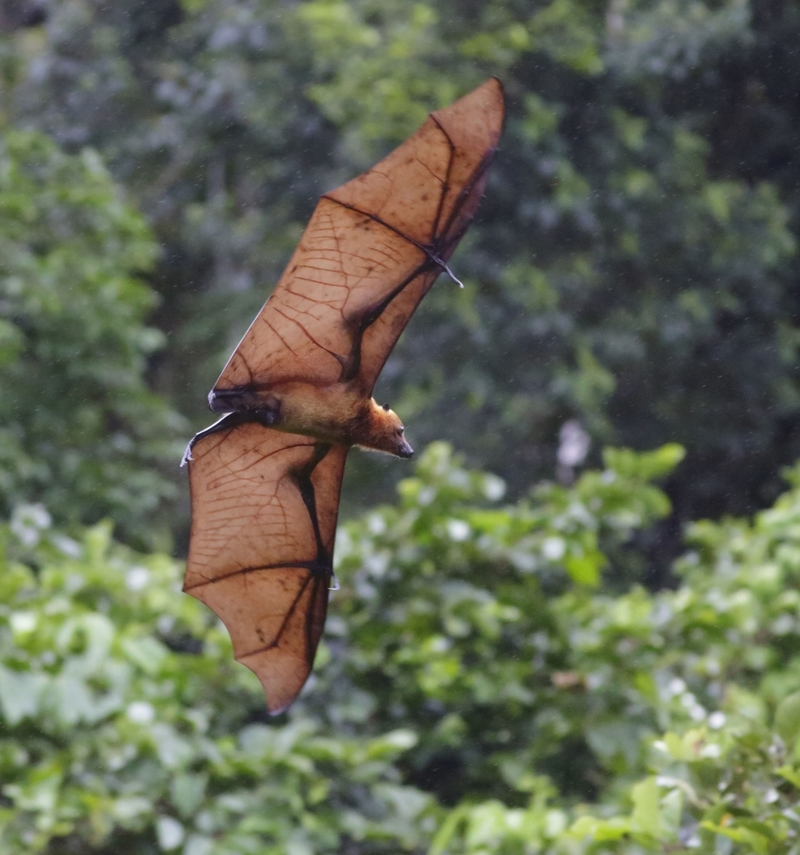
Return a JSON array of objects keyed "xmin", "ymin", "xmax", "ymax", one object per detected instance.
[{"xmin": 182, "ymin": 78, "xmax": 505, "ymax": 714}]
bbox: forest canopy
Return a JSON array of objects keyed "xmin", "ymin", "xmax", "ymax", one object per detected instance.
[
  {"xmin": 1, "ymin": 0, "xmax": 800, "ymax": 852},
  {"xmin": 3, "ymin": 0, "xmax": 799, "ymax": 535}
]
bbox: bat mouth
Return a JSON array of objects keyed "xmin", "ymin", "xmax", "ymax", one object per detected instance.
[{"xmin": 397, "ymin": 440, "xmax": 414, "ymax": 458}]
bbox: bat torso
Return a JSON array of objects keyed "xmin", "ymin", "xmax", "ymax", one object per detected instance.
[
  {"xmin": 279, "ymin": 382, "xmax": 360, "ymax": 443},
  {"xmin": 254, "ymin": 381, "xmax": 369, "ymax": 446},
  {"xmin": 208, "ymin": 379, "xmax": 413, "ymax": 458}
]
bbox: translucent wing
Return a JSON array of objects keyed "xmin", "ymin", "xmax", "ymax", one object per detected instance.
[
  {"xmin": 185, "ymin": 422, "xmax": 348, "ymax": 714},
  {"xmin": 184, "ymin": 79, "xmax": 505, "ymax": 712},
  {"xmin": 212, "ymin": 78, "xmax": 505, "ymax": 400}
]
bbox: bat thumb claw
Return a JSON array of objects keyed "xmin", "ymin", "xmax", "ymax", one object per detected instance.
[{"xmin": 433, "ymin": 256, "xmax": 464, "ymax": 288}]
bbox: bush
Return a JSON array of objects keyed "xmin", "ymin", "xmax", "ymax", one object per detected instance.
[
  {"xmin": 5, "ymin": 444, "xmax": 800, "ymax": 852},
  {"xmin": 0, "ymin": 131, "xmax": 184, "ymax": 547},
  {"xmin": 0, "ymin": 509, "xmax": 435, "ymax": 854}
]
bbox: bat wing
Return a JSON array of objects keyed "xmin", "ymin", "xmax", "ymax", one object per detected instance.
[
  {"xmin": 212, "ymin": 77, "xmax": 505, "ymax": 399},
  {"xmin": 184, "ymin": 421, "xmax": 348, "ymax": 714}
]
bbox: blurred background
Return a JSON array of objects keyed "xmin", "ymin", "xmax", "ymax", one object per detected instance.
[{"xmin": 2, "ymin": 0, "xmax": 800, "ymax": 852}]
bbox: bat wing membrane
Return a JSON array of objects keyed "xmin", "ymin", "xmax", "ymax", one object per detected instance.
[
  {"xmin": 185, "ymin": 79, "xmax": 505, "ymax": 713},
  {"xmin": 213, "ymin": 78, "xmax": 505, "ymax": 397},
  {"xmin": 185, "ymin": 423, "xmax": 348, "ymax": 714}
]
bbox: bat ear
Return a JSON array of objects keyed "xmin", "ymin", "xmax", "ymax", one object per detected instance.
[{"xmin": 382, "ymin": 403, "xmax": 390, "ymax": 411}]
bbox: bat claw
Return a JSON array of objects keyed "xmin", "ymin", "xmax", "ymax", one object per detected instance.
[
  {"xmin": 432, "ymin": 255, "xmax": 464, "ymax": 288},
  {"xmin": 329, "ymin": 573, "xmax": 340, "ymax": 592},
  {"xmin": 180, "ymin": 442, "xmax": 194, "ymax": 467}
]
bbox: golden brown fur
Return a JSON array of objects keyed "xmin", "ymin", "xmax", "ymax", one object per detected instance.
[
  {"xmin": 265, "ymin": 382, "xmax": 412, "ymax": 457},
  {"xmin": 350, "ymin": 399, "xmax": 413, "ymax": 457}
]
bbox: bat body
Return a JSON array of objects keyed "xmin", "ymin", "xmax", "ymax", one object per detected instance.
[
  {"xmin": 200, "ymin": 379, "xmax": 412, "ymax": 457},
  {"xmin": 183, "ymin": 79, "xmax": 505, "ymax": 713}
]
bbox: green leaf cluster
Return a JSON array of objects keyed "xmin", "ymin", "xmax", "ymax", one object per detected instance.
[
  {"xmin": 425, "ymin": 450, "xmax": 800, "ymax": 852},
  {"xmin": 2, "ymin": 0, "xmax": 798, "ymax": 523},
  {"xmin": 3, "ymin": 1, "xmax": 800, "ymax": 851},
  {"xmin": 0, "ymin": 129, "xmax": 184, "ymax": 546},
  {"xmin": 0, "ymin": 510, "xmax": 436, "ymax": 854},
  {"xmin": 6, "ymin": 443, "xmax": 800, "ymax": 852}
]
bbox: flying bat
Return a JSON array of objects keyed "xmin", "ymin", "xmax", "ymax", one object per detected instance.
[{"xmin": 182, "ymin": 78, "xmax": 505, "ymax": 714}]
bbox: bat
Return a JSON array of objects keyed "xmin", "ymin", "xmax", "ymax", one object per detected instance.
[{"xmin": 182, "ymin": 78, "xmax": 505, "ymax": 714}]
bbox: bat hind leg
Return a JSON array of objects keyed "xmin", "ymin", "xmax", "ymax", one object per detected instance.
[
  {"xmin": 181, "ymin": 398, "xmax": 284, "ymax": 466},
  {"xmin": 208, "ymin": 386, "xmax": 283, "ymax": 416},
  {"xmin": 180, "ymin": 412, "xmax": 253, "ymax": 466}
]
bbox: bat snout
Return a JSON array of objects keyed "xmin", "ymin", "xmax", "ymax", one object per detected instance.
[{"xmin": 397, "ymin": 438, "xmax": 414, "ymax": 458}]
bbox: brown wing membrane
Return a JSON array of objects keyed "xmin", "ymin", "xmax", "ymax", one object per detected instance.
[
  {"xmin": 185, "ymin": 423, "xmax": 348, "ymax": 714},
  {"xmin": 213, "ymin": 77, "xmax": 505, "ymax": 398},
  {"xmin": 185, "ymin": 79, "xmax": 504, "ymax": 713}
]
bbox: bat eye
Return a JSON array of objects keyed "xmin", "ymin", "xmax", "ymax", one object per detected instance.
[{"xmin": 397, "ymin": 426, "xmax": 404, "ymax": 435}]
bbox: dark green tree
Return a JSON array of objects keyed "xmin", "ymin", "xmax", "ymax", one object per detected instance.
[
  {"xmin": 0, "ymin": 129, "xmax": 184, "ymax": 545},
  {"xmin": 3, "ymin": 0, "xmax": 798, "ymax": 543}
]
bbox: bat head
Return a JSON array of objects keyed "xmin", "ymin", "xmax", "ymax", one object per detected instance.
[{"xmin": 357, "ymin": 400, "xmax": 414, "ymax": 459}]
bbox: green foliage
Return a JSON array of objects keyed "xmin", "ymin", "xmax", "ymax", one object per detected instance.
[
  {"xmin": 313, "ymin": 443, "xmax": 681, "ymax": 807},
  {"xmin": 0, "ymin": 129, "xmax": 183, "ymax": 545},
  {"xmin": 3, "ymin": 1, "xmax": 800, "ymax": 851},
  {"xmin": 3, "ymin": 0, "xmax": 798, "ymax": 523},
  {"xmin": 0, "ymin": 507, "xmax": 437, "ymax": 854},
  {"xmin": 8, "ymin": 444, "xmax": 800, "ymax": 852},
  {"xmin": 433, "ymin": 451, "xmax": 800, "ymax": 852}
]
